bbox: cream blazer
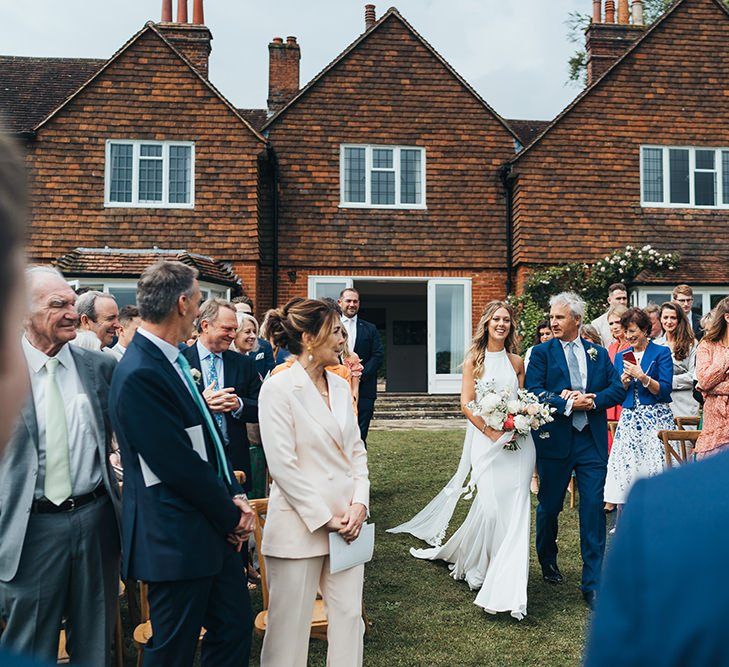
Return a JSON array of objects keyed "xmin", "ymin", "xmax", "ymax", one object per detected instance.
[{"xmin": 258, "ymin": 360, "xmax": 370, "ymax": 559}]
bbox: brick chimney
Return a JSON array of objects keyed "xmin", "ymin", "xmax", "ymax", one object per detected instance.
[
  {"xmin": 157, "ymin": 0, "xmax": 213, "ymax": 79},
  {"xmin": 365, "ymin": 5, "xmax": 377, "ymax": 30},
  {"xmin": 268, "ymin": 36, "xmax": 300, "ymax": 115},
  {"xmin": 585, "ymin": 0, "xmax": 644, "ymax": 85}
]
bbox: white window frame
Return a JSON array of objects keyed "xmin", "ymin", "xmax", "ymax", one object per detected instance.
[
  {"xmin": 640, "ymin": 145, "xmax": 729, "ymax": 209},
  {"xmin": 104, "ymin": 140, "xmax": 195, "ymax": 209},
  {"xmin": 635, "ymin": 286, "xmax": 729, "ymax": 316},
  {"xmin": 339, "ymin": 144, "xmax": 427, "ymax": 210},
  {"xmin": 67, "ymin": 277, "xmax": 230, "ymax": 301}
]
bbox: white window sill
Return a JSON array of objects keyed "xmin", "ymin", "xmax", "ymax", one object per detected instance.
[
  {"xmin": 339, "ymin": 203, "xmax": 427, "ymax": 210},
  {"xmin": 104, "ymin": 201, "xmax": 195, "ymax": 210}
]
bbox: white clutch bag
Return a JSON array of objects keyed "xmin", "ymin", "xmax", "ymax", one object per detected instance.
[{"xmin": 328, "ymin": 523, "xmax": 375, "ymax": 574}]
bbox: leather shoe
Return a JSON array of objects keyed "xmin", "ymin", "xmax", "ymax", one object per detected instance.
[
  {"xmin": 583, "ymin": 590, "xmax": 597, "ymax": 610},
  {"xmin": 542, "ymin": 563, "xmax": 563, "ymax": 584}
]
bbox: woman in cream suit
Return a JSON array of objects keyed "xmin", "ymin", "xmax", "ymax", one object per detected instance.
[{"xmin": 258, "ymin": 298, "xmax": 370, "ymax": 667}]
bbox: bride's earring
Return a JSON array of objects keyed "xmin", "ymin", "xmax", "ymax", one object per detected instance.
[{"xmin": 307, "ymin": 346, "xmax": 313, "ymax": 362}]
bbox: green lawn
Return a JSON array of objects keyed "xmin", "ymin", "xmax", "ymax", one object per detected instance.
[{"xmin": 248, "ymin": 429, "xmax": 590, "ymax": 667}]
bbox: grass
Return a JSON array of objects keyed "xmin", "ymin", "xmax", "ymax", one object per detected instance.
[{"xmin": 247, "ymin": 429, "xmax": 590, "ymax": 667}]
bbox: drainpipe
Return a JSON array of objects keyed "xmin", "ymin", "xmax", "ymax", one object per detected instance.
[
  {"xmin": 499, "ymin": 163, "xmax": 515, "ymax": 297},
  {"xmin": 266, "ymin": 143, "xmax": 280, "ymax": 306}
]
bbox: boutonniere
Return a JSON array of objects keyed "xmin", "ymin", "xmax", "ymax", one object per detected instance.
[
  {"xmin": 190, "ymin": 368, "xmax": 202, "ymax": 383},
  {"xmin": 539, "ymin": 432, "xmax": 550, "ymax": 440},
  {"xmin": 587, "ymin": 347, "xmax": 598, "ymax": 362}
]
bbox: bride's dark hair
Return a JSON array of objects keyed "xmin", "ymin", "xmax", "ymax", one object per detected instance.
[{"xmin": 466, "ymin": 301, "xmax": 519, "ymax": 378}]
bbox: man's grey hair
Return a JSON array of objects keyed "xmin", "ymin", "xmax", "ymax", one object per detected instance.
[
  {"xmin": 549, "ymin": 291, "xmax": 586, "ymax": 323},
  {"xmin": 197, "ymin": 298, "xmax": 236, "ymax": 333},
  {"xmin": 76, "ymin": 290, "xmax": 115, "ymax": 323},
  {"xmin": 25, "ymin": 265, "xmax": 67, "ymax": 310},
  {"xmin": 137, "ymin": 261, "xmax": 198, "ymax": 324}
]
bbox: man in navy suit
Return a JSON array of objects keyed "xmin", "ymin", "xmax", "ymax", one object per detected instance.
[
  {"xmin": 585, "ymin": 451, "xmax": 729, "ymax": 665},
  {"xmin": 182, "ymin": 299, "xmax": 260, "ymax": 492},
  {"xmin": 526, "ymin": 292, "xmax": 625, "ymax": 608},
  {"xmin": 339, "ymin": 288, "xmax": 384, "ymax": 444},
  {"xmin": 110, "ymin": 261, "xmax": 254, "ymax": 667}
]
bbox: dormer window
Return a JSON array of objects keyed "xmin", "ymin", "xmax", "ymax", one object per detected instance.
[
  {"xmin": 340, "ymin": 145, "xmax": 426, "ymax": 209},
  {"xmin": 105, "ymin": 140, "xmax": 195, "ymax": 208}
]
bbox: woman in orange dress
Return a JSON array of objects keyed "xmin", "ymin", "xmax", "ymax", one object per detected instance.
[{"xmin": 695, "ymin": 297, "xmax": 729, "ymax": 459}]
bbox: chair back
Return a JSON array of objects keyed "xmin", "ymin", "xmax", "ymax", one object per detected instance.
[
  {"xmin": 608, "ymin": 420, "xmax": 618, "ymax": 439},
  {"xmin": 249, "ymin": 498, "xmax": 269, "ymax": 609},
  {"xmin": 674, "ymin": 416, "xmax": 701, "ymax": 430},
  {"xmin": 659, "ymin": 429, "xmax": 700, "ymax": 467}
]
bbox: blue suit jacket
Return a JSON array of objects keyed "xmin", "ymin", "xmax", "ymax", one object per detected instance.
[
  {"xmin": 613, "ymin": 341, "xmax": 673, "ymax": 408},
  {"xmin": 585, "ymin": 451, "xmax": 729, "ymax": 666},
  {"xmin": 109, "ymin": 332, "xmax": 243, "ymax": 582},
  {"xmin": 525, "ymin": 337, "xmax": 625, "ymax": 460},
  {"xmin": 353, "ymin": 318, "xmax": 384, "ymax": 399},
  {"xmin": 248, "ymin": 338, "xmax": 276, "ymax": 379}
]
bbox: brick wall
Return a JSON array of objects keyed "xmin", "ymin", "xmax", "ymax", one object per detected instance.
[
  {"xmin": 511, "ymin": 0, "xmax": 729, "ymax": 286},
  {"xmin": 25, "ymin": 27, "xmax": 265, "ymax": 278}
]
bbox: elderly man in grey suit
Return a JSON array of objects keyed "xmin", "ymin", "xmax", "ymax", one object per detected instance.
[{"xmin": 0, "ymin": 266, "xmax": 121, "ymax": 665}]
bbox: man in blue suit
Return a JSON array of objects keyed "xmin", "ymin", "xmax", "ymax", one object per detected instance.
[
  {"xmin": 585, "ymin": 451, "xmax": 729, "ymax": 666},
  {"xmin": 339, "ymin": 288, "xmax": 384, "ymax": 444},
  {"xmin": 110, "ymin": 261, "xmax": 255, "ymax": 667},
  {"xmin": 526, "ymin": 292, "xmax": 625, "ymax": 608}
]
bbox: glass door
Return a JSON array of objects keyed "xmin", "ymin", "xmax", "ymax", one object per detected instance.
[
  {"xmin": 308, "ymin": 276, "xmax": 353, "ymax": 300},
  {"xmin": 427, "ymin": 279, "xmax": 471, "ymax": 394}
]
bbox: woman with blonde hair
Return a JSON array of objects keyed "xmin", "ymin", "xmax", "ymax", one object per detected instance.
[
  {"xmin": 258, "ymin": 298, "xmax": 369, "ymax": 667},
  {"xmin": 695, "ymin": 297, "xmax": 729, "ymax": 458},
  {"xmin": 389, "ymin": 301, "xmax": 536, "ymax": 619}
]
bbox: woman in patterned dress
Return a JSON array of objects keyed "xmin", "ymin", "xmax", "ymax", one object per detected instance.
[{"xmin": 604, "ymin": 308, "xmax": 674, "ymax": 515}]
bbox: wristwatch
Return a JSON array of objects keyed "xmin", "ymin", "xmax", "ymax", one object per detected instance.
[{"xmin": 232, "ymin": 493, "xmax": 248, "ymax": 502}]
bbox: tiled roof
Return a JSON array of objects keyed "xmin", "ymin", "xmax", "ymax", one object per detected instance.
[
  {"xmin": 635, "ymin": 257, "xmax": 728, "ymax": 285},
  {"xmin": 54, "ymin": 248, "xmax": 242, "ymax": 287},
  {"xmin": 237, "ymin": 108, "xmax": 268, "ymax": 132},
  {"xmin": 0, "ymin": 56, "xmax": 104, "ymax": 133},
  {"xmin": 506, "ymin": 119, "xmax": 551, "ymax": 148}
]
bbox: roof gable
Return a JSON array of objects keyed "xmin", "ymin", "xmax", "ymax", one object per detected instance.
[
  {"xmin": 511, "ymin": 0, "xmax": 729, "ymax": 163},
  {"xmin": 19, "ymin": 22, "xmax": 264, "ymax": 143},
  {"xmin": 262, "ymin": 7, "xmax": 519, "ymax": 142}
]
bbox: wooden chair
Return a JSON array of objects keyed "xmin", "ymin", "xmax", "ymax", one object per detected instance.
[
  {"xmin": 675, "ymin": 416, "xmax": 701, "ymax": 430},
  {"xmin": 58, "ymin": 581, "xmax": 125, "ymax": 667},
  {"xmin": 659, "ymin": 429, "xmax": 700, "ymax": 468},
  {"xmin": 608, "ymin": 420, "xmax": 618, "ymax": 440},
  {"xmin": 249, "ymin": 498, "xmax": 329, "ymax": 641}
]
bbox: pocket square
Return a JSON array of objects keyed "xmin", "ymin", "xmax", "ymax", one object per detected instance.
[{"xmin": 539, "ymin": 432, "xmax": 550, "ymax": 439}]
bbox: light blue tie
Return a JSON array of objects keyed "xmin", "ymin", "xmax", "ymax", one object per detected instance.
[
  {"xmin": 205, "ymin": 354, "xmax": 225, "ymax": 433},
  {"xmin": 566, "ymin": 341, "xmax": 588, "ymax": 431},
  {"xmin": 176, "ymin": 352, "xmax": 231, "ymax": 484}
]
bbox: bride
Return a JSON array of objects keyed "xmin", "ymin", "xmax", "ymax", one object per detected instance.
[{"xmin": 388, "ymin": 301, "xmax": 535, "ymax": 619}]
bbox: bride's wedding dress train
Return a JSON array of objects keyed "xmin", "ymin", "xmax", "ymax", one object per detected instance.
[{"xmin": 387, "ymin": 349, "xmax": 535, "ymax": 620}]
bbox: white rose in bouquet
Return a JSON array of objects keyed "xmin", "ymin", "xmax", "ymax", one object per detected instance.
[
  {"xmin": 481, "ymin": 393, "xmax": 502, "ymax": 413},
  {"xmin": 527, "ymin": 403, "xmax": 540, "ymax": 416},
  {"xmin": 514, "ymin": 414, "xmax": 532, "ymax": 434},
  {"xmin": 507, "ymin": 399, "xmax": 520, "ymax": 415},
  {"xmin": 485, "ymin": 413, "xmax": 505, "ymax": 430}
]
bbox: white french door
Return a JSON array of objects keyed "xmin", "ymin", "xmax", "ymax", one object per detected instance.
[
  {"xmin": 427, "ymin": 279, "xmax": 471, "ymax": 394},
  {"xmin": 307, "ymin": 276, "xmax": 353, "ymax": 300}
]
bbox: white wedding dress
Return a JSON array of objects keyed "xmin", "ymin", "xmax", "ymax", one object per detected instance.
[{"xmin": 387, "ymin": 349, "xmax": 536, "ymax": 619}]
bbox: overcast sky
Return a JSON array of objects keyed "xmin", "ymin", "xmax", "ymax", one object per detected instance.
[{"xmin": 0, "ymin": 0, "xmax": 589, "ymax": 121}]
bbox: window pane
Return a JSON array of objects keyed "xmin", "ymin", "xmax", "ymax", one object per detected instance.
[
  {"xmin": 723, "ymin": 152, "xmax": 729, "ymax": 204},
  {"xmin": 669, "ymin": 148, "xmax": 690, "ymax": 204},
  {"xmin": 372, "ymin": 171, "xmax": 395, "ymax": 205},
  {"xmin": 695, "ymin": 149, "xmax": 714, "ymax": 170},
  {"xmin": 139, "ymin": 154, "xmax": 163, "ymax": 202},
  {"xmin": 314, "ymin": 281, "xmax": 349, "ymax": 300},
  {"xmin": 401, "ymin": 149, "xmax": 422, "ymax": 204},
  {"xmin": 140, "ymin": 144, "xmax": 162, "ymax": 158},
  {"xmin": 695, "ymin": 171, "xmax": 716, "ymax": 206},
  {"xmin": 169, "ymin": 145, "xmax": 191, "ymax": 204},
  {"xmin": 372, "ymin": 148, "xmax": 393, "ymax": 169},
  {"xmin": 109, "ymin": 144, "xmax": 133, "ymax": 203},
  {"xmin": 642, "ymin": 148, "xmax": 663, "ymax": 203},
  {"xmin": 711, "ymin": 293, "xmax": 729, "ymax": 309},
  {"xmin": 108, "ymin": 287, "xmax": 137, "ymax": 308},
  {"xmin": 343, "ymin": 147, "xmax": 365, "ymax": 203},
  {"xmin": 435, "ymin": 284, "xmax": 465, "ymax": 374}
]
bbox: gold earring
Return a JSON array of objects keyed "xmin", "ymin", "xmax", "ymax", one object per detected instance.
[{"xmin": 307, "ymin": 346, "xmax": 313, "ymax": 362}]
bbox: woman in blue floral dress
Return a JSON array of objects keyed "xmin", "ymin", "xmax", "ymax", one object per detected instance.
[{"xmin": 604, "ymin": 308, "xmax": 674, "ymax": 511}]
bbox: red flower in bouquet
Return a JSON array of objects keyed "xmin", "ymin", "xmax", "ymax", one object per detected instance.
[{"xmin": 503, "ymin": 414, "xmax": 515, "ymax": 431}]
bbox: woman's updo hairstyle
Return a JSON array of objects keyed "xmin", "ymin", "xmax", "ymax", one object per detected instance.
[{"xmin": 265, "ymin": 298, "xmax": 341, "ymax": 356}]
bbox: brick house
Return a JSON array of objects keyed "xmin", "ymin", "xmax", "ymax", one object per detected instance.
[
  {"xmin": 1, "ymin": 0, "xmax": 728, "ymax": 393},
  {"xmin": 508, "ymin": 0, "xmax": 729, "ymax": 320},
  {"xmin": 1, "ymin": 10, "xmax": 267, "ymax": 303}
]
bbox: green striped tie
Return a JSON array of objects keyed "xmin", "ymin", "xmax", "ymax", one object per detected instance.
[{"xmin": 44, "ymin": 357, "xmax": 72, "ymax": 505}]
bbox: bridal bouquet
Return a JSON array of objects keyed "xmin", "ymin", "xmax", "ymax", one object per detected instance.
[{"xmin": 467, "ymin": 380, "xmax": 554, "ymax": 450}]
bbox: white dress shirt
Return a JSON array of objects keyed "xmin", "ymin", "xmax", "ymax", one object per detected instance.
[
  {"xmin": 22, "ymin": 336, "xmax": 103, "ymax": 499},
  {"xmin": 105, "ymin": 342, "xmax": 126, "ymax": 361},
  {"xmin": 560, "ymin": 337, "xmax": 588, "ymax": 417},
  {"xmin": 341, "ymin": 315, "xmax": 358, "ymax": 351}
]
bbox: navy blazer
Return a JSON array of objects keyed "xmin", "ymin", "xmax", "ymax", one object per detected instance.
[
  {"xmin": 182, "ymin": 343, "xmax": 261, "ymax": 491},
  {"xmin": 353, "ymin": 318, "xmax": 384, "ymax": 400},
  {"xmin": 585, "ymin": 451, "xmax": 729, "ymax": 666},
  {"xmin": 614, "ymin": 341, "xmax": 673, "ymax": 409},
  {"xmin": 525, "ymin": 337, "xmax": 625, "ymax": 461},
  {"xmin": 248, "ymin": 338, "xmax": 276, "ymax": 379},
  {"xmin": 109, "ymin": 332, "xmax": 243, "ymax": 582}
]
